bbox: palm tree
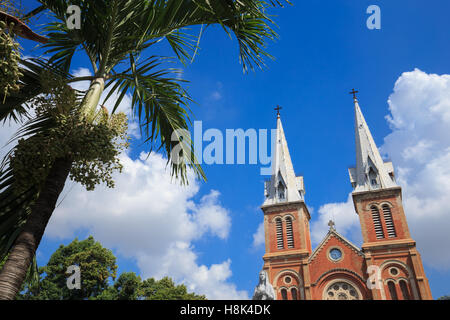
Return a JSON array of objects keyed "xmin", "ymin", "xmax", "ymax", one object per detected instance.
[{"xmin": 0, "ymin": 0, "xmax": 289, "ymax": 299}]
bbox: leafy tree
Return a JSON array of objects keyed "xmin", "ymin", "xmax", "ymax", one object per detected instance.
[
  {"xmin": 96, "ymin": 272, "xmax": 205, "ymax": 300},
  {"xmin": 140, "ymin": 276, "xmax": 205, "ymax": 300},
  {"xmin": 19, "ymin": 236, "xmax": 204, "ymax": 300},
  {"xmin": 96, "ymin": 272, "xmax": 142, "ymax": 300},
  {"xmin": 20, "ymin": 236, "xmax": 117, "ymax": 300},
  {"xmin": 437, "ymin": 295, "xmax": 450, "ymax": 300},
  {"xmin": 0, "ymin": 0, "xmax": 290, "ymax": 299}
]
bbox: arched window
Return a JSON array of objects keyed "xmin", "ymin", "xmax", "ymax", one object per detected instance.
[
  {"xmin": 290, "ymin": 288, "xmax": 298, "ymax": 300},
  {"xmin": 371, "ymin": 206, "xmax": 385, "ymax": 239},
  {"xmin": 280, "ymin": 288, "xmax": 288, "ymax": 300},
  {"xmin": 399, "ymin": 280, "xmax": 410, "ymax": 300},
  {"xmin": 382, "ymin": 205, "xmax": 397, "ymax": 238},
  {"xmin": 285, "ymin": 217, "xmax": 294, "ymax": 248},
  {"xmin": 276, "ymin": 218, "xmax": 284, "ymax": 249},
  {"xmin": 387, "ymin": 281, "xmax": 398, "ymax": 300}
]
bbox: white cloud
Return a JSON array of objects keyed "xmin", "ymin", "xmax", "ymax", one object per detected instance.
[
  {"xmin": 1, "ymin": 66, "xmax": 246, "ymax": 298},
  {"xmin": 252, "ymin": 222, "xmax": 265, "ymax": 248},
  {"xmin": 381, "ymin": 69, "xmax": 450, "ymax": 269},
  {"xmin": 192, "ymin": 190, "xmax": 231, "ymax": 240},
  {"xmin": 310, "ymin": 193, "xmax": 362, "ymax": 246},
  {"xmin": 46, "ymin": 152, "xmax": 248, "ymax": 299},
  {"xmin": 314, "ymin": 69, "xmax": 450, "ymax": 270}
]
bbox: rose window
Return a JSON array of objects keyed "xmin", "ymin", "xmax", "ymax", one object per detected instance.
[{"xmin": 325, "ymin": 282, "xmax": 360, "ymax": 300}]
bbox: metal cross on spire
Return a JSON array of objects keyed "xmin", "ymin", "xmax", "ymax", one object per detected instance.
[
  {"xmin": 349, "ymin": 88, "xmax": 359, "ymax": 100},
  {"xmin": 274, "ymin": 105, "xmax": 282, "ymax": 117},
  {"xmin": 328, "ymin": 220, "xmax": 336, "ymax": 231}
]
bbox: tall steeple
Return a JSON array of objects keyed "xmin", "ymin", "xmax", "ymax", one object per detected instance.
[
  {"xmin": 348, "ymin": 91, "xmax": 397, "ymax": 192},
  {"xmin": 260, "ymin": 109, "xmax": 312, "ymax": 300},
  {"xmin": 348, "ymin": 91, "xmax": 432, "ymax": 300},
  {"xmin": 263, "ymin": 111, "xmax": 304, "ymax": 205}
]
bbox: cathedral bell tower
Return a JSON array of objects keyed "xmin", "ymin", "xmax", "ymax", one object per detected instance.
[
  {"xmin": 348, "ymin": 92, "xmax": 432, "ymax": 300},
  {"xmin": 260, "ymin": 108, "xmax": 312, "ymax": 300}
]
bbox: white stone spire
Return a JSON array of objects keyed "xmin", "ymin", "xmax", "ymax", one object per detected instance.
[
  {"xmin": 348, "ymin": 95, "xmax": 397, "ymax": 192},
  {"xmin": 263, "ymin": 113, "xmax": 304, "ymax": 205}
]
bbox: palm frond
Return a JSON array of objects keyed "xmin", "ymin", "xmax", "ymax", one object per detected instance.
[
  {"xmin": 0, "ymin": 166, "xmax": 39, "ymax": 289},
  {"xmin": 0, "ymin": 108, "xmax": 59, "ymax": 279},
  {"xmin": 138, "ymin": 0, "xmax": 291, "ymax": 71},
  {"xmin": 0, "ymin": 58, "xmax": 74, "ymax": 123},
  {"xmin": 38, "ymin": 0, "xmax": 289, "ymax": 74},
  {"xmin": 0, "ymin": 167, "xmax": 38, "ymax": 265},
  {"xmin": 0, "ymin": 9, "xmax": 48, "ymax": 43},
  {"xmin": 165, "ymin": 30, "xmax": 198, "ymax": 66},
  {"xmin": 19, "ymin": 0, "xmax": 288, "ymax": 182},
  {"xmin": 41, "ymin": 21, "xmax": 81, "ymax": 73},
  {"xmin": 105, "ymin": 55, "xmax": 205, "ymax": 183}
]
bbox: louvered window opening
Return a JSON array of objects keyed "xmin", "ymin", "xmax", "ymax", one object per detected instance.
[
  {"xmin": 371, "ymin": 206, "xmax": 385, "ymax": 239},
  {"xmin": 276, "ymin": 218, "xmax": 284, "ymax": 249},
  {"xmin": 388, "ymin": 281, "xmax": 398, "ymax": 300},
  {"xmin": 286, "ymin": 217, "xmax": 294, "ymax": 248},
  {"xmin": 291, "ymin": 288, "xmax": 298, "ymax": 300},
  {"xmin": 399, "ymin": 280, "xmax": 410, "ymax": 300},
  {"xmin": 382, "ymin": 205, "xmax": 397, "ymax": 238},
  {"xmin": 280, "ymin": 289, "xmax": 288, "ymax": 300}
]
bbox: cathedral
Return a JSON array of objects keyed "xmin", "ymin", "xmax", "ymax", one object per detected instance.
[{"xmin": 258, "ymin": 93, "xmax": 433, "ymax": 300}]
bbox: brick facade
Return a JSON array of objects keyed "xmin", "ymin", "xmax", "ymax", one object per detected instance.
[
  {"xmin": 257, "ymin": 103, "xmax": 432, "ymax": 300},
  {"xmin": 259, "ymin": 187, "xmax": 433, "ymax": 300}
]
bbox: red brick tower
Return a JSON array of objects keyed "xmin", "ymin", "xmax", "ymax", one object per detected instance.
[
  {"xmin": 257, "ymin": 97, "xmax": 432, "ymax": 300},
  {"xmin": 348, "ymin": 94, "xmax": 432, "ymax": 300},
  {"xmin": 260, "ymin": 112, "xmax": 312, "ymax": 300}
]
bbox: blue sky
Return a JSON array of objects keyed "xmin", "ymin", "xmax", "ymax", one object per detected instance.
[{"xmin": 7, "ymin": 0, "xmax": 450, "ymax": 299}]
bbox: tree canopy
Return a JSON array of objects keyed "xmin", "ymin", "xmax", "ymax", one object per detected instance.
[{"xmin": 18, "ymin": 236, "xmax": 204, "ymax": 300}]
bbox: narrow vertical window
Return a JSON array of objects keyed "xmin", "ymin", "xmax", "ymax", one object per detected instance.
[
  {"xmin": 277, "ymin": 182, "xmax": 285, "ymax": 201},
  {"xmin": 291, "ymin": 288, "xmax": 298, "ymax": 300},
  {"xmin": 399, "ymin": 280, "xmax": 410, "ymax": 300},
  {"xmin": 369, "ymin": 167, "xmax": 379, "ymax": 188},
  {"xmin": 280, "ymin": 289, "xmax": 288, "ymax": 300},
  {"xmin": 371, "ymin": 206, "xmax": 385, "ymax": 239},
  {"xmin": 286, "ymin": 217, "xmax": 294, "ymax": 248},
  {"xmin": 382, "ymin": 204, "xmax": 397, "ymax": 238},
  {"xmin": 387, "ymin": 281, "xmax": 398, "ymax": 300},
  {"xmin": 276, "ymin": 218, "xmax": 284, "ymax": 249}
]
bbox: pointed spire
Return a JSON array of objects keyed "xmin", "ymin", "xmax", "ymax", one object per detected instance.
[
  {"xmin": 264, "ymin": 113, "xmax": 304, "ymax": 205},
  {"xmin": 348, "ymin": 93, "xmax": 397, "ymax": 192}
]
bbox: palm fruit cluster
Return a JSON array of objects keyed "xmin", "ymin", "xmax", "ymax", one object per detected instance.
[
  {"xmin": 0, "ymin": 20, "xmax": 23, "ymax": 103},
  {"xmin": 10, "ymin": 73, "xmax": 130, "ymax": 193}
]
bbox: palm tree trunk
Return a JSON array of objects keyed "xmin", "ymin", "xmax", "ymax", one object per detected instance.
[
  {"xmin": 0, "ymin": 77, "xmax": 104, "ymax": 300},
  {"xmin": 0, "ymin": 157, "xmax": 72, "ymax": 300}
]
